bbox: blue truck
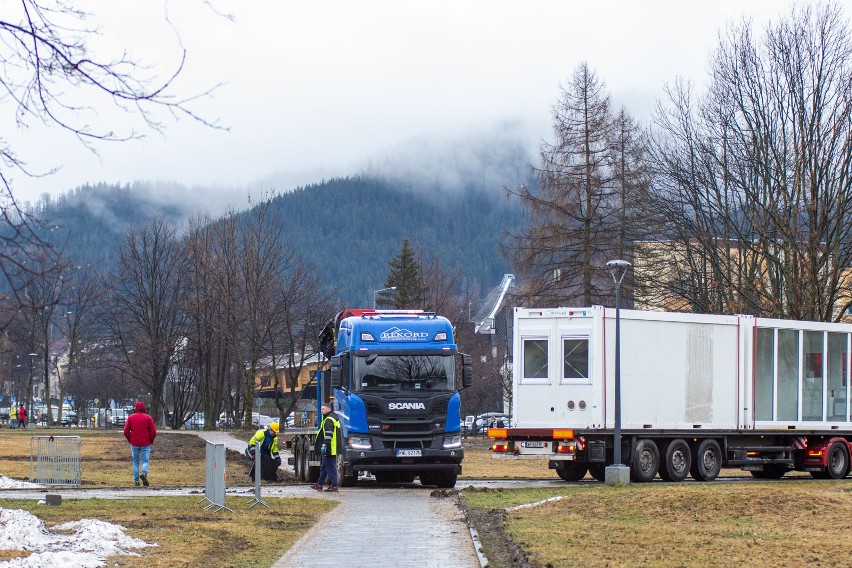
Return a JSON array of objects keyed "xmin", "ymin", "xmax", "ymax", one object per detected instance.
[{"xmin": 285, "ymin": 309, "xmax": 472, "ymax": 487}]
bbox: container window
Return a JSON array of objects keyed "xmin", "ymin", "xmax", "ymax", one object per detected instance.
[
  {"xmin": 755, "ymin": 328, "xmax": 774, "ymax": 421},
  {"xmin": 522, "ymin": 338, "xmax": 549, "ymax": 384},
  {"xmin": 777, "ymin": 329, "xmax": 799, "ymax": 421},
  {"xmin": 562, "ymin": 337, "xmax": 589, "ymax": 383},
  {"xmin": 802, "ymin": 330, "xmax": 824, "ymax": 421},
  {"xmin": 827, "ymin": 332, "xmax": 847, "ymax": 422}
]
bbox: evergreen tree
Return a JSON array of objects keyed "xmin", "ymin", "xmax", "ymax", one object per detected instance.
[{"xmin": 384, "ymin": 239, "xmax": 426, "ymax": 309}]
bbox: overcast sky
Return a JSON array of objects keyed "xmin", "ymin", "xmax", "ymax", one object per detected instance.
[{"xmin": 8, "ymin": 0, "xmax": 801, "ymax": 205}]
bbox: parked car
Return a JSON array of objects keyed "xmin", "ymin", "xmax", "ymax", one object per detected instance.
[
  {"xmin": 60, "ymin": 412, "xmax": 79, "ymax": 426},
  {"xmin": 463, "ymin": 415, "xmax": 475, "ymax": 433},
  {"xmin": 186, "ymin": 412, "xmax": 205, "ymax": 430},
  {"xmin": 108, "ymin": 408, "xmax": 130, "ymax": 426},
  {"xmin": 474, "ymin": 412, "xmax": 510, "ymax": 433},
  {"xmin": 252, "ymin": 412, "xmax": 276, "ymax": 428}
]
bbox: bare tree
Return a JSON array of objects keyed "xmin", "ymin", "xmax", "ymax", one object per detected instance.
[
  {"xmin": 106, "ymin": 217, "xmax": 188, "ymax": 424},
  {"xmin": 508, "ymin": 63, "xmax": 649, "ymax": 307},
  {"xmin": 57, "ymin": 263, "xmax": 102, "ymax": 420},
  {"xmin": 267, "ymin": 260, "xmax": 335, "ymax": 423},
  {"xmin": 225, "ymin": 202, "xmax": 293, "ymax": 429},
  {"xmin": 649, "ymin": 3, "xmax": 852, "ymax": 320},
  {"xmin": 0, "ymin": 2, "xmax": 222, "ymax": 325}
]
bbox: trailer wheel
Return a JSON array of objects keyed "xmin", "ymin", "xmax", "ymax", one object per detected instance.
[
  {"xmin": 556, "ymin": 463, "xmax": 588, "ymax": 482},
  {"xmin": 826, "ymin": 442, "xmax": 850, "ymax": 479},
  {"xmin": 293, "ymin": 440, "xmax": 302, "ymax": 480},
  {"xmin": 659, "ymin": 439, "xmax": 691, "ymax": 482},
  {"xmin": 588, "ymin": 464, "xmax": 606, "ymax": 482},
  {"xmin": 630, "ymin": 439, "xmax": 660, "ymax": 482},
  {"xmin": 302, "ymin": 440, "xmax": 311, "ymax": 482},
  {"xmin": 690, "ymin": 439, "xmax": 722, "ymax": 482}
]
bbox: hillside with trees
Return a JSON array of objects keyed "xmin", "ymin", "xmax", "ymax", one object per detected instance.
[{"xmin": 33, "ymin": 175, "xmax": 524, "ymax": 306}]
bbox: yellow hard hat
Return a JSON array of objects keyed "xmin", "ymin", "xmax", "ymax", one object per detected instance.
[{"xmin": 269, "ymin": 422, "xmax": 280, "ymax": 433}]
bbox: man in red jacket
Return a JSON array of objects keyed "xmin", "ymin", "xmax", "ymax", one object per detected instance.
[{"xmin": 124, "ymin": 401, "xmax": 157, "ymax": 487}]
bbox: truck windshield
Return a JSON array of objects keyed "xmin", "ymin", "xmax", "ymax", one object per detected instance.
[{"xmin": 353, "ymin": 354, "xmax": 456, "ymax": 392}]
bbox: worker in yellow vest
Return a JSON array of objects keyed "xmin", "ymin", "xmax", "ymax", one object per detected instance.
[{"xmin": 311, "ymin": 404, "xmax": 342, "ymax": 492}]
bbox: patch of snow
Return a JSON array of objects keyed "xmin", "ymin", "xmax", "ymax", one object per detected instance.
[
  {"xmin": 0, "ymin": 477, "xmax": 42, "ymax": 490},
  {"xmin": 0, "ymin": 508, "xmax": 155, "ymax": 568}
]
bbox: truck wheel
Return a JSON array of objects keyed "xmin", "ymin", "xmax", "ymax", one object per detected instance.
[
  {"xmin": 826, "ymin": 442, "xmax": 850, "ymax": 479},
  {"xmin": 556, "ymin": 463, "xmax": 588, "ymax": 482},
  {"xmin": 660, "ymin": 439, "xmax": 691, "ymax": 482},
  {"xmin": 435, "ymin": 470, "xmax": 458, "ymax": 488},
  {"xmin": 399, "ymin": 472, "xmax": 415, "ymax": 483},
  {"xmin": 419, "ymin": 472, "xmax": 434, "ymax": 486},
  {"xmin": 630, "ymin": 439, "xmax": 660, "ymax": 483},
  {"xmin": 588, "ymin": 464, "xmax": 606, "ymax": 482},
  {"xmin": 337, "ymin": 454, "xmax": 357, "ymax": 487},
  {"xmin": 690, "ymin": 439, "xmax": 722, "ymax": 482}
]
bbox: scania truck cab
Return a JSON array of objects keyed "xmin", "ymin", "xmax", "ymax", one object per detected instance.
[{"xmin": 323, "ymin": 309, "xmax": 472, "ymax": 487}]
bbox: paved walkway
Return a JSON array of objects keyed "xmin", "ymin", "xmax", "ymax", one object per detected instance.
[
  {"xmin": 272, "ymin": 488, "xmax": 478, "ymax": 568},
  {"xmin": 192, "ymin": 431, "xmax": 480, "ymax": 568}
]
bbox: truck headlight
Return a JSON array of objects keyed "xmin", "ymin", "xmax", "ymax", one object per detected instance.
[
  {"xmin": 349, "ymin": 435, "xmax": 372, "ymax": 450},
  {"xmin": 442, "ymin": 434, "xmax": 462, "ymax": 449}
]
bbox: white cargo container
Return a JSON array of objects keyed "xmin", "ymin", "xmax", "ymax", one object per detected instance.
[{"xmin": 490, "ymin": 306, "xmax": 852, "ymax": 482}]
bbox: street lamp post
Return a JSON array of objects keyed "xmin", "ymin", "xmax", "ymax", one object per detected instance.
[
  {"xmin": 373, "ymin": 286, "xmax": 397, "ymax": 309},
  {"xmin": 605, "ymin": 259, "xmax": 631, "ymax": 486},
  {"xmin": 27, "ymin": 352, "xmax": 38, "ymax": 428}
]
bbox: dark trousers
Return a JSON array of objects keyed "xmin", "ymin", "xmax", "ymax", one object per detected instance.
[
  {"xmin": 250, "ymin": 454, "xmax": 281, "ymax": 482},
  {"xmin": 317, "ymin": 455, "xmax": 338, "ymax": 487}
]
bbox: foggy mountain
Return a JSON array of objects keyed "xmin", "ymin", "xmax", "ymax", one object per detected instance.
[{"xmin": 31, "ymin": 135, "xmax": 532, "ymax": 304}]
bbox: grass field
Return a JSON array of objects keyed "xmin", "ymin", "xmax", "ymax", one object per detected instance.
[
  {"xmin": 6, "ymin": 428, "xmax": 844, "ymax": 567},
  {"xmin": 0, "ymin": 496, "xmax": 336, "ymax": 567},
  {"xmin": 463, "ymin": 480, "xmax": 852, "ymax": 567}
]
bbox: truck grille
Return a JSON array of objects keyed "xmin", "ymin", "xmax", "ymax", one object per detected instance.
[{"xmin": 384, "ymin": 422, "xmax": 431, "ymax": 432}]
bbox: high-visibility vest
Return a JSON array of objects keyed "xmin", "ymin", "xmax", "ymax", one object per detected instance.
[{"xmin": 317, "ymin": 414, "xmax": 340, "ymax": 456}]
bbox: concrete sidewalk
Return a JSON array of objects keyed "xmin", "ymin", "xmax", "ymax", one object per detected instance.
[
  {"xmin": 272, "ymin": 488, "xmax": 479, "ymax": 568},
  {"xmin": 198, "ymin": 430, "xmax": 480, "ymax": 567}
]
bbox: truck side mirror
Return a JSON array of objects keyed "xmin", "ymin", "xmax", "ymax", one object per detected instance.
[
  {"xmin": 330, "ymin": 355, "xmax": 342, "ymax": 389},
  {"xmin": 461, "ymin": 353, "xmax": 473, "ymax": 389}
]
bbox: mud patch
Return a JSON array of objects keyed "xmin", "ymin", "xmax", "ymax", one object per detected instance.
[{"xmin": 458, "ymin": 492, "xmax": 534, "ymax": 568}]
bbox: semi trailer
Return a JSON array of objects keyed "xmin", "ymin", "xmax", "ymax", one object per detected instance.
[
  {"xmin": 490, "ymin": 306, "xmax": 852, "ymax": 482},
  {"xmin": 286, "ymin": 309, "xmax": 472, "ymax": 487}
]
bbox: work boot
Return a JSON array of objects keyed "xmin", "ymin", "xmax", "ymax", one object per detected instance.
[
  {"xmin": 310, "ymin": 483, "xmax": 323, "ymax": 491},
  {"xmin": 134, "ymin": 480, "xmax": 140, "ymax": 487},
  {"xmin": 140, "ymin": 474, "xmax": 149, "ymax": 487},
  {"xmin": 324, "ymin": 486, "xmax": 339, "ymax": 492}
]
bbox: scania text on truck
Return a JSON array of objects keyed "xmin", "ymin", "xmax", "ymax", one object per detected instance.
[
  {"xmin": 286, "ymin": 309, "xmax": 472, "ymax": 487},
  {"xmin": 490, "ymin": 306, "xmax": 852, "ymax": 482}
]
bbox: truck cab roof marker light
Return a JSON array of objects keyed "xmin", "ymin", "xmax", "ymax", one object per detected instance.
[
  {"xmin": 360, "ymin": 332, "xmax": 375, "ymax": 341},
  {"xmin": 434, "ymin": 332, "xmax": 447, "ymax": 341}
]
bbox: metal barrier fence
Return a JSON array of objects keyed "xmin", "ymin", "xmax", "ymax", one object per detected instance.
[
  {"xmin": 30, "ymin": 435, "xmax": 82, "ymax": 486},
  {"xmin": 201, "ymin": 442, "xmax": 232, "ymax": 513},
  {"xmin": 247, "ymin": 445, "xmax": 269, "ymax": 509}
]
